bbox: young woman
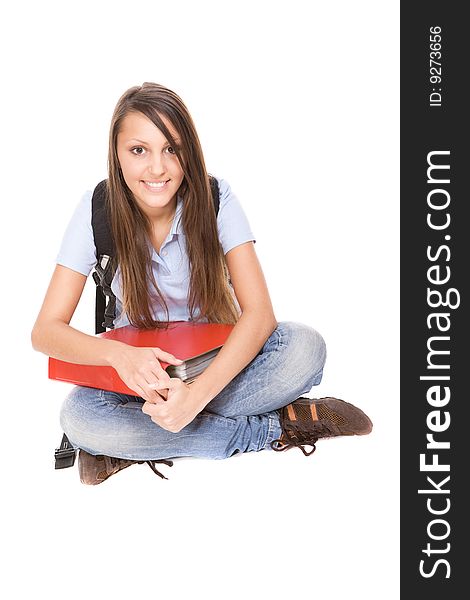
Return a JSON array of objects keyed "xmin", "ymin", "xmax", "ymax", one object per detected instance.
[{"xmin": 31, "ymin": 82, "xmax": 372, "ymax": 485}]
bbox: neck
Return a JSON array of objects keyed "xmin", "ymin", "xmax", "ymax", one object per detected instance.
[{"xmin": 149, "ymin": 199, "xmax": 177, "ymax": 229}]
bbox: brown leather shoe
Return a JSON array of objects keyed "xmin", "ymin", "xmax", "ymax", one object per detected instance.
[
  {"xmin": 271, "ymin": 397, "xmax": 373, "ymax": 456},
  {"xmin": 78, "ymin": 449, "xmax": 173, "ymax": 485}
]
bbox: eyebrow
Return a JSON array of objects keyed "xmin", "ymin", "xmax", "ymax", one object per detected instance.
[{"xmin": 128, "ymin": 138, "xmax": 181, "ymax": 145}]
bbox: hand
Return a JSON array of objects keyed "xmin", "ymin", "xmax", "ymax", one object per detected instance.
[
  {"xmin": 109, "ymin": 343, "xmax": 183, "ymax": 403},
  {"xmin": 142, "ymin": 378, "xmax": 203, "ymax": 433}
]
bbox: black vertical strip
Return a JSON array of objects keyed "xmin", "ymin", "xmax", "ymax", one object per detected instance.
[{"xmin": 401, "ymin": 3, "xmax": 466, "ymax": 597}]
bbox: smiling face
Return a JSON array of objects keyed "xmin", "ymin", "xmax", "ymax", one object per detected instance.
[{"xmin": 116, "ymin": 111, "xmax": 185, "ymax": 219}]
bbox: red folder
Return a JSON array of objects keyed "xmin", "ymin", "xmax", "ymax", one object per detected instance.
[{"xmin": 48, "ymin": 321, "xmax": 234, "ymax": 395}]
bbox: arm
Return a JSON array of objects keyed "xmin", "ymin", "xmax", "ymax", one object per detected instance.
[
  {"xmin": 190, "ymin": 241, "xmax": 277, "ymax": 402},
  {"xmin": 31, "ymin": 264, "xmax": 181, "ymax": 401},
  {"xmin": 143, "ymin": 241, "xmax": 278, "ymax": 430},
  {"xmin": 32, "ymin": 264, "xmax": 118, "ymax": 364}
]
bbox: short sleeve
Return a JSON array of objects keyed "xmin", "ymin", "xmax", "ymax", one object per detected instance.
[
  {"xmin": 55, "ymin": 189, "xmax": 97, "ymax": 276},
  {"xmin": 216, "ymin": 177, "xmax": 256, "ymax": 255}
]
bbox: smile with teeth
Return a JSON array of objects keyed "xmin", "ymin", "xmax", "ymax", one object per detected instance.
[{"xmin": 144, "ymin": 179, "xmax": 170, "ymax": 188}]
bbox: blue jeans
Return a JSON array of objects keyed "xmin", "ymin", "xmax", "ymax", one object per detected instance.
[{"xmin": 60, "ymin": 321, "xmax": 326, "ymax": 461}]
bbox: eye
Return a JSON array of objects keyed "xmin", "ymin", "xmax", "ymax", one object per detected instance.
[
  {"xmin": 165, "ymin": 145, "xmax": 177, "ymax": 155},
  {"xmin": 130, "ymin": 146, "xmax": 145, "ymax": 156}
]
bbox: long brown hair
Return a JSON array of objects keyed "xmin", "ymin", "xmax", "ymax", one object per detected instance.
[{"xmin": 107, "ymin": 82, "xmax": 240, "ymax": 329}]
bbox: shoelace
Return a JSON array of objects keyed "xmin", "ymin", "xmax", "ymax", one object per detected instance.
[
  {"xmin": 143, "ymin": 459, "xmax": 174, "ymax": 480},
  {"xmin": 107, "ymin": 456, "xmax": 174, "ymax": 480},
  {"xmin": 271, "ymin": 421, "xmax": 334, "ymax": 456}
]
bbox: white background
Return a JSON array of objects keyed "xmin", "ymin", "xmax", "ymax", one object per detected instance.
[{"xmin": 1, "ymin": 1, "xmax": 399, "ymax": 598}]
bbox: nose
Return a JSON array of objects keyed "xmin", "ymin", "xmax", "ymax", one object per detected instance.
[{"xmin": 148, "ymin": 152, "xmax": 166, "ymax": 177}]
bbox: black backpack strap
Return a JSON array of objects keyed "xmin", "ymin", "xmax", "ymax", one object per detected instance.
[
  {"xmin": 92, "ymin": 256, "xmax": 117, "ymax": 333},
  {"xmin": 54, "ymin": 433, "xmax": 76, "ymax": 469},
  {"xmin": 208, "ymin": 174, "xmax": 220, "ymax": 216},
  {"xmin": 91, "ymin": 179, "xmax": 116, "ymax": 334},
  {"xmin": 91, "ymin": 179, "xmax": 114, "ymax": 256}
]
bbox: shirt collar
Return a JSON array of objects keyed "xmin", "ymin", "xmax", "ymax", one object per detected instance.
[
  {"xmin": 147, "ymin": 194, "xmax": 185, "ymax": 264},
  {"xmin": 170, "ymin": 194, "xmax": 185, "ymax": 236}
]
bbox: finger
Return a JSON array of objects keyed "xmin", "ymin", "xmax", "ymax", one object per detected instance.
[
  {"xmin": 144, "ymin": 390, "xmax": 167, "ymax": 404},
  {"xmin": 152, "ymin": 348, "xmax": 184, "ymax": 365},
  {"xmin": 142, "ymin": 401, "xmax": 159, "ymax": 417},
  {"xmin": 131, "ymin": 383, "xmax": 148, "ymax": 399},
  {"xmin": 146, "ymin": 359, "xmax": 171, "ymax": 383},
  {"xmin": 156, "ymin": 389, "xmax": 168, "ymax": 401},
  {"xmin": 142, "ymin": 401, "xmax": 169, "ymax": 428},
  {"xmin": 135, "ymin": 359, "xmax": 170, "ymax": 395},
  {"xmin": 147, "ymin": 383, "xmax": 169, "ymax": 401},
  {"xmin": 135, "ymin": 373, "xmax": 168, "ymax": 404},
  {"xmin": 149, "ymin": 377, "xmax": 182, "ymax": 391}
]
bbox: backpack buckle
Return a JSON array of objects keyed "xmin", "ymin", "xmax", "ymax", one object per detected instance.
[{"xmin": 54, "ymin": 434, "xmax": 77, "ymax": 469}]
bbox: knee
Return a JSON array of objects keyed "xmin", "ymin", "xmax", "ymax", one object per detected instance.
[
  {"xmin": 278, "ymin": 321, "xmax": 327, "ymax": 378},
  {"xmin": 59, "ymin": 386, "xmax": 108, "ymax": 451},
  {"xmin": 59, "ymin": 387, "xmax": 85, "ymax": 433}
]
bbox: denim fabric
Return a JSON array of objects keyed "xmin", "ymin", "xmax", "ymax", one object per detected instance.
[{"xmin": 60, "ymin": 321, "xmax": 326, "ymax": 461}]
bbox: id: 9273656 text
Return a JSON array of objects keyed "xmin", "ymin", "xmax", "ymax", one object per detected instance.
[{"xmin": 429, "ymin": 26, "xmax": 442, "ymax": 107}]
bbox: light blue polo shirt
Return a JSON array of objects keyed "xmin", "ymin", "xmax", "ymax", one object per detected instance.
[{"xmin": 56, "ymin": 176, "xmax": 256, "ymax": 326}]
